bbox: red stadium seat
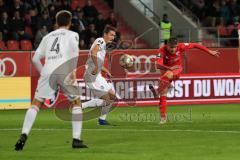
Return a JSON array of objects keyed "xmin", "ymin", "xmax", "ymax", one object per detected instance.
[
  {"xmin": 20, "ymin": 40, "xmax": 33, "ymax": 50},
  {"xmin": 71, "ymin": 0, "xmax": 78, "ymax": 10},
  {"xmin": 7, "ymin": 40, "xmax": 20, "ymax": 50},
  {"xmin": 0, "ymin": 41, "xmax": 7, "ymax": 50},
  {"xmin": 71, "ymin": 0, "xmax": 85, "ymax": 9}
]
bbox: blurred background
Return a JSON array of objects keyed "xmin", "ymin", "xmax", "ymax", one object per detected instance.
[{"xmin": 0, "ymin": 0, "xmax": 240, "ymax": 50}]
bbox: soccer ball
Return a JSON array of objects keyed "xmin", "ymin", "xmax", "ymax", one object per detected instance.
[{"xmin": 119, "ymin": 54, "xmax": 134, "ymax": 68}]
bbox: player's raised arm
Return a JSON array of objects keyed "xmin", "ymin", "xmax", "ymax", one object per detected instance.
[
  {"xmin": 102, "ymin": 66, "xmax": 112, "ymax": 78},
  {"xmin": 184, "ymin": 43, "xmax": 220, "ymax": 57},
  {"xmin": 90, "ymin": 44, "xmax": 100, "ymax": 75}
]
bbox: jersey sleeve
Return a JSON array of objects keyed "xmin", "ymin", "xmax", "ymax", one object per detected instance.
[
  {"xmin": 95, "ymin": 38, "xmax": 104, "ymax": 49},
  {"xmin": 32, "ymin": 37, "xmax": 46, "ymax": 73},
  {"xmin": 71, "ymin": 33, "xmax": 79, "ymax": 57},
  {"xmin": 178, "ymin": 43, "xmax": 210, "ymax": 53},
  {"xmin": 35, "ymin": 36, "xmax": 47, "ymax": 59}
]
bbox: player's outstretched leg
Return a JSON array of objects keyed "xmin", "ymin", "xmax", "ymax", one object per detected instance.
[
  {"xmin": 15, "ymin": 100, "xmax": 41, "ymax": 151},
  {"xmin": 158, "ymin": 71, "xmax": 173, "ymax": 124},
  {"xmin": 98, "ymin": 90, "xmax": 116, "ymax": 125},
  {"xmin": 159, "ymin": 96, "xmax": 167, "ymax": 124},
  {"xmin": 98, "ymin": 104, "xmax": 112, "ymax": 125},
  {"xmin": 81, "ymin": 98, "xmax": 113, "ymax": 125},
  {"xmin": 149, "ymin": 83, "xmax": 168, "ymax": 124}
]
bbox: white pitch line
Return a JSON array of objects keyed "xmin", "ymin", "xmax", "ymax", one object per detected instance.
[{"xmin": 1, "ymin": 128, "xmax": 240, "ymax": 134}]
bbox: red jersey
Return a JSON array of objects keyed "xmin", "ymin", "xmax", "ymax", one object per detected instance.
[{"xmin": 157, "ymin": 43, "xmax": 211, "ymax": 67}]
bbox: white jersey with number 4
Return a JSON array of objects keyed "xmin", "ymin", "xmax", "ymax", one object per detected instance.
[
  {"xmin": 35, "ymin": 28, "xmax": 79, "ymax": 76},
  {"xmin": 85, "ymin": 38, "xmax": 106, "ymax": 75}
]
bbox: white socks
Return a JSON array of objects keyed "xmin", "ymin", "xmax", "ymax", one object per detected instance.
[
  {"xmin": 72, "ymin": 106, "xmax": 83, "ymax": 140},
  {"xmin": 21, "ymin": 104, "xmax": 83, "ymax": 140},
  {"xmin": 99, "ymin": 103, "xmax": 112, "ymax": 120},
  {"xmin": 82, "ymin": 99, "xmax": 112, "ymax": 120},
  {"xmin": 21, "ymin": 105, "xmax": 39, "ymax": 135},
  {"xmin": 82, "ymin": 99, "xmax": 105, "ymax": 109}
]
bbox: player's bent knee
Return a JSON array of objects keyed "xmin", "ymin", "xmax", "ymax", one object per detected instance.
[
  {"xmin": 103, "ymin": 98, "xmax": 113, "ymax": 106},
  {"xmin": 165, "ymin": 71, "xmax": 174, "ymax": 80},
  {"xmin": 108, "ymin": 92, "xmax": 117, "ymax": 101},
  {"xmin": 32, "ymin": 98, "xmax": 43, "ymax": 108},
  {"xmin": 71, "ymin": 98, "xmax": 81, "ymax": 106},
  {"xmin": 108, "ymin": 90, "xmax": 117, "ymax": 101}
]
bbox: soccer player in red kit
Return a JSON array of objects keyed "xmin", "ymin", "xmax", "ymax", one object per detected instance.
[{"xmin": 150, "ymin": 37, "xmax": 220, "ymax": 124}]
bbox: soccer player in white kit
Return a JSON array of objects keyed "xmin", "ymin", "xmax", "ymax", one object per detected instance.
[
  {"xmin": 83, "ymin": 25, "xmax": 117, "ymax": 125},
  {"xmin": 15, "ymin": 10, "xmax": 87, "ymax": 150}
]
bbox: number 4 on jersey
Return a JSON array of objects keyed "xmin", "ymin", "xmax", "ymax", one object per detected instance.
[{"xmin": 51, "ymin": 37, "xmax": 60, "ymax": 54}]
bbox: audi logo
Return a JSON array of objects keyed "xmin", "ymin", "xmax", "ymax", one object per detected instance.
[
  {"xmin": 128, "ymin": 55, "xmax": 161, "ymax": 74},
  {"xmin": 0, "ymin": 57, "xmax": 17, "ymax": 77}
]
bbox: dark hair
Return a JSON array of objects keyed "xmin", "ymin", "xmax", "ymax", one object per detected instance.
[
  {"xmin": 163, "ymin": 13, "xmax": 168, "ymax": 18},
  {"xmin": 56, "ymin": 10, "xmax": 72, "ymax": 27},
  {"xmin": 103, "ymin": 25, "xmax": 116, "ymax": 34},
  {"xmin": 166, "ymin": 37, "xmax": 178, "ymax": 45}
]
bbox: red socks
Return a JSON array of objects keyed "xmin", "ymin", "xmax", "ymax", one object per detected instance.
[
  {"xmin": 159, "ymin": 96, "xmax": 167, "ymax": 118},
  {"xmin": 159, "ymin": 76, "xmax": 171, "ymax": 95}
]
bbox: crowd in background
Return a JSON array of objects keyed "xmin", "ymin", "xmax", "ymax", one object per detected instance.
[
  {"xmin": 180, "ymin": 0, "xmax": 240, "ymax": 46},
  {"xmin": 0, "ymin": 0, "xmax": 119, "ymax": 49}
]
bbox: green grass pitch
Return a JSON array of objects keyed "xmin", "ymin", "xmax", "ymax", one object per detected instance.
[{"xmin": 1, "ymin": 104, "xmax": 240, "ymax": 160}]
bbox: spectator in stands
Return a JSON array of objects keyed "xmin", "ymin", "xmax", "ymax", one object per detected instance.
[
  {"xmin": 37, "ymin": 10, "xmax": 52, "ymax": 31},
  {"xmin": 191, "ymin": 0, "xmax": 205, "ymax": 19},
  {"xmin": 24, "ymin": 0, "xmax": 37, "ymax": 8},
  {"xmin": 160, "ymin": 14, "xmax": 172, "ymax": 44},
  {"xmin": 203, "ymin": 0, "xmax": 220, "ymax": 27},
  {"xmin": 217, "ymin": 18, "xmax": 230, "ymax": 46},
  {"xmin": 61, "ymin": 0, "xmax": 71, "ymax": 11},
  {"xmin": 105, "ymin": 12, "xmax": 118, "ymax": 28},
  {"xmin": 29, "ymin": 7, "xmax": 38, "ymax": 35},
  {"xmin": 0, "ymin": 11, "xmax": 10, "ymax": 41},
  {"xmin": 85, "ymin": 23, "xmax": 98, "ymax": 44},
  {"xmin": 83, "ymin": 0, "xmax": 98, "ymax": 23},
  {"xmin": 22, "ymin": 0, "xmax": 34, "ymax": 11},
  {"xmin": 48, "ymin": 4, "xmax": 56, "ymax": 21},
  {"xmin": 229, "ymin": 20, "xmax": 239, "ymax": 47},
  {"xmin": 105, "ymin": 0, "xmax": 114, "ymax": 9},
  {"xmin": 94, "ymin": 13, "xmax": 106, "ymax": 37},
  {"xmin": 230, "ymin": 0, "xmax": 240, "ymax": 17},
  {"xmin": 10, "ymin": 11, "xmax": 31, "ymax": 40},
  {"xmin": 10, "ymin": 0, "xmax": 25, "ymax": 17},
  {"xmin": 72, "ymin": 10, "xmax": 88, "ymax": 31},
  {"xmin": 74, "ymin": 6, "xmax": 82, "ymax": 13},
  {"xmin": 74, "ymin": 24, "xmax": 87, "ymax": 41},
  {"xmin": 37, "ymin": 0, "xmax": 49, "ymax": 14},
  {"xmin": 52, "ymin": 0, "xmax": 64, "ymax": 12},
  {"xmin": 79, "ymin": 39, "xmax": 87, "ymax": 49},
  {"xmin": 0, "ymin": 0, "xmax": 8, "ymax": 15},
  {"xmin": 34, "ymin": 25, "xmax": 48, "ymax": 49},
  {"xmin": 88, "ymin": 36, "xmax": 96, "ymax": 48},
  {"xmin": 114, "ymin": 30, "xmax": 121, "ymax": 43},
  {"xmin": 24, "ymin": 9, "xmax": 32, "ymax": 26},
  {"xmin": 220, "ymin": 0, "xmax": 233, "ymax": 25}
]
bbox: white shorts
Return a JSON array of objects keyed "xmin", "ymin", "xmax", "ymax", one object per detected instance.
[
  {"xmin": 34, "ymin": 74, "xmax": 79, "ymax": 103},
  {"xmin": 84, "ymin": 72, "xmax": 113, "ymax": 98}
]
